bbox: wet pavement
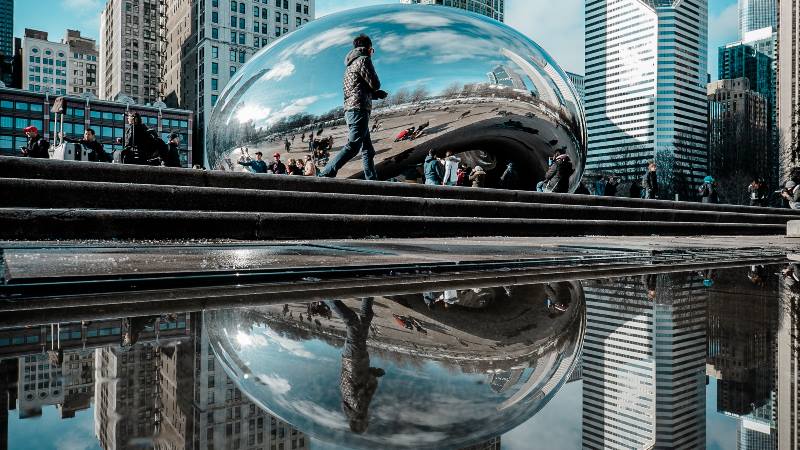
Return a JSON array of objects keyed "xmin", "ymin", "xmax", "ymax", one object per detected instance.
[{"xmin": 1, "ymin": 252, "xmax": 798, "ymax": 449}]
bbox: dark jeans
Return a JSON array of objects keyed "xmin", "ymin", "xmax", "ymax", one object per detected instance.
[
  {"xmin": 325, "ymin": 298, "xmax": 374, "ymax": 358},
  {"xmin": 319, "ymin": 109, "xmax": 376, "ymax": 180}
]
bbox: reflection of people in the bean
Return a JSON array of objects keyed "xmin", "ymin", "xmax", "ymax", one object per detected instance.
[
  {"xmin": 325, "ymin": 298, "xmax": 385, "ymax": 433},
  {"xmin": 544, "ymin": 282, "xmax": 573, "ymax": 317}
]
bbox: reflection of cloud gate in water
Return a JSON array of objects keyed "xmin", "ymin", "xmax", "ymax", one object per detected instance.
[
  {"xmin": 206, "ymin": 5, "xmax": 586, "ymax": 191},
  {"xmin": 204, "ymin": 282, "xmax": 586, "ymax": 449}
]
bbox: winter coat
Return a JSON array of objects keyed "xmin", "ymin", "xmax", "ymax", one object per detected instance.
[
  {"xmin": 164, "ymin": 142, "xmax": 181, "ymax": 167},
  {"xmin": 122, "ymin": 123, "xmax": 153, "ymax": 164},
  {"xmin": 424, "ymin": 155, "xmax": 443, "ymax": 184},
  {"xmin": 238, "ymin": 159, "xmax": 268, "ymax": 173},
  {"xmin": 642, "ymin": 171, "xmax": 659, "ymax": 198},
  {"xmin": 63, "ymin": 136, "xmax": 108, "ymax": 162},
  {"xmin": 469, "ymin": 167, "xmax": 486, "ymax": 188},
  {"xmin": 698, "ymin": 182, "xmax": 718, "ymax": 203},
  {"xmin": 343, "ymin": 47, "xmax": 381, "ymax": 112},
  {"xmin": 269, "ymin": 160, "xmax": 287, "ymax": 175},
  {"xmin": 604, "ymin": 180, "xmax": 618, "ymax": 197},
  {"xmin": 25, "ymin": 135, "xmax": 50, "ymax": 158},
  {"xmin": 442, "ymin": 155, "xmax": 460, "ymax": 185},
  {"xmin": 543, "ymin": 155, "xmax": 573, "ymax": 193}
]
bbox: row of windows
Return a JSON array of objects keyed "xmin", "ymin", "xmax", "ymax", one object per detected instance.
[
  {"xmin": 27, "ymin": 86, "xmax": 67, "ymax": 94},
  {"xmin": 30, "ymin": 48, "xmax": 66, "ymax": 58},
  {"xmin": 29, "ymin": 56, "xmax": 68, "ymax": 67}
]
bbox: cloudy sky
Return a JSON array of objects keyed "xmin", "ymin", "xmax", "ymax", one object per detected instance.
[{"xmin": 15, "ymin": 0, "xmax": 740, "ymax": 77}]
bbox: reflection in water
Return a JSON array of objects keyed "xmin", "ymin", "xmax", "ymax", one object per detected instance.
[
  {"xmin": 206, "ymin": 5, "xmax": 586, "ymax": 191},
  {"xmin": 0, "ymin": 267, "xmax": 798, "ymax": 449}
]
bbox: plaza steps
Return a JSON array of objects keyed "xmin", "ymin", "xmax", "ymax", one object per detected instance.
[{"xmin": 0, "ymin": 156, "xmax": 794, "ymax": 240}]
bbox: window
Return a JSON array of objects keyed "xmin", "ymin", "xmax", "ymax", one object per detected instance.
[
  {"xmin": 239, "ymin": 2, "xmax": 245, "ymax": 13},
  {"xmin": 296, "ymin": 17, "xmax": 301, "ymax": 27},
  {"xmin": 212, "ymin": 0, "xmax": 218, "ymax": 6},
  {"xmin": 15, "ymin": 102, "xmax": 29, "ymax": 111},
  {"xmin": 230, "ymin": 66, "xmax": 237, "ymax": 76},
  {"xmin": 254, "ymin": 21, "xmax": 260, "ymax": 33},
  {"xmin": 253, "ymin": 5, "xmax": 259, "ymax": 16},
  {"xmin": 211, "ymin": 46, "xmax": 219, "ymax": 59},
  {"xmin": 239, "ymin": 51, "xmax": 245, "ymax": 63},
  {"xmin": 212, "ymin": 11, "xmax": 218, "ymax": 23},
  {"xmin": 211, "ymin": 95, "xmax": 218, "ymax": 106},
  {"xmin": 275, "ymin": 11, "xmax": 280, "ymax": 22},
  {"xmin": 30, "ymin": 103, "xmax": 43, "ymax": 113},
  {"xmin": 211, "ymin": 78, "xmax": 218, "ymax": 90},
  {"xmin": 283, "ymin": 13, "xmax": 288, "ymax": 24},
  {"xmin": 295, "ymin": 2, "xmax": 300, "ymax": 12},
  {"xmin": 239, "ymin": 17, "xmax": 245, "ymax": 29},
  {"xmin": 239, "ymin": 33, "xmax": 245, "ymax": 45},
  {"xmin": 262, "ymin": 23, "xmax": 268, "ymax": 34},
  {"xmin": 231, "ymin": 16, "xmax": 237, "ymax": 27},
  {"xmin": 231, "ymin": 30, "xmax": 237, "ymax": 43},
  {"xmin": 212, "ymin": 27, "xmax": 219, "ymax": 39},
  {"xmin": 211, "ymin": 62, "xmax": 218, "ymax": 74},
  {"xmin": 230, "ymin": 0, "xmax": 236, "ymax": 11},
  {"xmin": 0, "ymin": 116, "xmax": 12, "ymax": 128},
  {"xmin": 262, "ymin": 8, "xmax": 268, "ymax": 19},
  {"xmin": 230, "ymin": 49, "xmax": 237, "ymax": 61}
]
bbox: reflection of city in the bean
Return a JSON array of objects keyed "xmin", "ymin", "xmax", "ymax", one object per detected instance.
[{"xmin": 1, "ymin": 266, "xmax": 799, "ymax": 449}]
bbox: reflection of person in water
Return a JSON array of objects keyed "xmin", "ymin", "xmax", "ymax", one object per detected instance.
[
  {"xmin": 544, "ymin": 282, "xmax": 573, "ymax": 316},
  {"xmin": 325, "ymin": 298, "xmax": 385, "ymax": 434}
]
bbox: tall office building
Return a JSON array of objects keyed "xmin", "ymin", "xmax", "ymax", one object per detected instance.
[
  {"xmin": 99, "ymin": 0, "xmax": 162, "ymax": 104},
  {"xmin": 0, "ymin": 0, "xmax": 12, "ymax": 59},
  {"xmin": 778, "ymin": 278, "xmax": 800, "ymax": 450},
  {"xmin": 400, "ymin": 0, "xmax": 504, "ymax": 22},
  {"xmin": 585, "ymin": 0, "xmax": 708, "ymax": 194},
  {"xmin": 21, "ymin": 29, "xmax": 70, "ymax": 95},
  {"xmin": 582, "ymin": 274, "xmax": 707, "ymax": 449},
  {"xmin": 161, "ymin": 0, "xmax": 314, "ymax": 163},
  {"xmin": 567, "ymin": 72, "xmax": 585, "ymax": 105},
  {"xmin": 739, "ymin": 0, "xmax": 776, "ymax": 37},
  {"xmin": 64, "ymin": 30, "xmax": 99, "ymax": 97},
  {"xmin": 778, "ymin": 0, "xmax": 800, "ymax": 181}
]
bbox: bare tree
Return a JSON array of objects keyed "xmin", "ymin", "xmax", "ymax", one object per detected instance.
[
  {"xmin": 410, "ymin": 85, "xmax": 430, "ymax": 103},
  {"xmin": 441, "ymin": 82, "xmax": 462, "ymax": 98},
  {"xmin": 391, "ymin": 88, "xmax": 411, "ymax": 106}
]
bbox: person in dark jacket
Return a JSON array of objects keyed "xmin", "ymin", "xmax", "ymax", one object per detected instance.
[
  {"xmin": 423, "ymin": 150, "xmax": 443, "ymax": 185},
  {"xmin": 748, "ymin": 178, "xmax": 768, "ymax": 206},
  {"xmin": 604, "ymin": 176, "xmax": 618, "ymax": 197},
  {"xmin": 698, "ymin": 175, "xmax": 719, "ymax": 203},
  {"xmin": 541, "ymin": 151, "xmax": 573, "ymax": 193},
  {"xmin": 163, "ymin": 132, "xmax": 182, "ymax": 167},
  {"xmin": 238, "ymin": 151, "xmax": 268, "ymax": 173},
  {"xmin": 319, "ymin": 34, "xmax": 388, "ymax": 180},
  {"xmin": 60, "ymin": 129, "xmax": 109, "ymax": 162},
  {"xmin": 325, "ymin": 298, "xmax": 385, "ymax": 434},
  {"xmin": 269, "ymin": 152, "xmax": 287, "ymax": 174},
  {"xmin": 121, "ymin": 112, "xmax": 152, "ymax": 165},
  {"xmin": 642, "ymin": 161, "xmax": 659, "ymax": 199},
  {"xmin": 629, "ymin": 179, "xmax": 642, "ymax": 198},
  {"xmin": 21, "ymin": 125, "xmax": 50, "ymax": 158}
]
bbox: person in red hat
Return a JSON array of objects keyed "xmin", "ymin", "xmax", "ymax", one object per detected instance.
[
  {"xmin": 21, "ymin": 125, "xmax": 50, "ymax": 158},
  {"xmin": 268, "ymin": 152, "xmax": 287, "ymax": 174}
]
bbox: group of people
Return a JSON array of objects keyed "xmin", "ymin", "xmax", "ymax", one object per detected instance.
[
  {"xmin": 17, "ymin": 111, "xmax": 183, "ymax": 168},
  {"xmin": 238, "ymin": 151, "xmax": 318, "ymax": 176}
]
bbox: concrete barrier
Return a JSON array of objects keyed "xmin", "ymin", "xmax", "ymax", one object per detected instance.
[{"xmin": 787, "ymin": 221, "xmax": 800, "ymax": 237}]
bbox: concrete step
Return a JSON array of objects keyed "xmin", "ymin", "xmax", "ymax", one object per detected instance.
[
  {"xmin": 2, "ymin": 156, "xmax": 795, "ymax": 217},
  {"xmin": 0, "ymin": 208, "xmax": 786, "ymax": 240},
  {"xmin": 0, "ymin": 178, "xmax": 794, "ymax": 225}
]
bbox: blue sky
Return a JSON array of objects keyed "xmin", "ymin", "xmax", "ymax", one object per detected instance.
[{"xmin": 14, "ymin": 0, "xmax": 740, "ymax": 76}]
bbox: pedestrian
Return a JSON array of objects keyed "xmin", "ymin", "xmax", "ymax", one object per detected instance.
[
  {"xmin": 469, "ymin": 165, "xmax": 486, "ymax": 188},
  {"xmin": 698, "ymin": 175, "xmax": 719, "ymax": 203},
  {"xmin": 303, "ymin": 154, "xmax": 317, "ymax": 176},
  {"xmin": 121, "ymin": 112, "xmax": 152, "ymax": 165},
  {"xmin": 308, "ymin": 131, "xmax": 314, "ymax": 152},
  {"xmin": 605, "ymin": 176, "xmax": 618, "ymax": 197},
  {"xmin": 442, "ymin": 150, "xmax": 460, "ymax": 186},
  {"xmin": 60, "ymin": 128, "xmax": 108, "ymax": 162},
  {"xmin": 629, "ymin": 179, "xmax": 642, "ymax": 198},
  {"xmin": 456, "ymin": 164, "xmax": 469, "ymax": 187},
  {"xmin": 642, "ymin": 161, "xmax": 659, "ymax": 199},
  {"xmin": 594, "ymin": 176, "xmax": 606, "ymax": 196},
  {"xmin": 748, "ymin": 178, "xmax": 768, "ymax": 206},
  {"xmin": 285, "ymin": 138, "xmax": 291, "ymax": 153},
  {"xmin": 540, "ymin": 150, "xmax": 573, "ymax": 193},
  {"xmin": 423, "ymin": 150, "xmax": 443, "ymax": 185},
  {"xmin": 238, "ymin": 151, "xmax": 268, "ymax": 173},
  {"xmin": 301, "ymin": 132, "xmax": 306, "ymax": 142},
  {"xmin": 499, "ymin": 161, "xmax": 518, "ymax": 190},
  {"xmin": 319, "ymin": 34, "xmax": 388, "ymax": 180},
  {"xmin": 20, "ymin": 125, "xmax": 50, "ymax": 158},
  {"xmin": 269, "ymin": 152, "xmax": 287, "ymax": 174},
  {"xmin": 164, "ymin": 132, "xmax": 182, "ymax": 167},
  {"xmin": 781, "ymin": 180, "xmax": 800, "ymax": 209}
]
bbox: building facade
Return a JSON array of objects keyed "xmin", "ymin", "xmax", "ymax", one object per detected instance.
[
  {"xmin": 161, "ymin": 0, "xmax": 315, "ymax": 164},
  {"xmin": 400, "ymin": 0, "xmax": 504, "ymax": 21},
  {"xmin": 21, "ymin": 29, "xmax": 70, "ymax": 95},
  {"xmin": 566, "ymin": 72, "xmax": 585, "ymax": 105},
  {"xmin": 0, "ymin": 0, "xmax": 12, "ymax": 59},
  {"xmin": 738, "ymin": 0, "xmax": 776, "ymax": 37},
  {"xmin": 778, "ymin": 0, "xmax": 800, "ymax": 181},
  {"xmin": 585, "ymin": 0, "xmax": 708, "ymax": 196},
  {"xmin": 64, "ymin": 30, "xmax": 99, "ymax": 97},
  {"xmin": 0, "ymin": 85, "xmax": 193, "ymax": 165},
  {"xmin": 100, "ymin": 0, "xmax": 162, "ymax": 104}
]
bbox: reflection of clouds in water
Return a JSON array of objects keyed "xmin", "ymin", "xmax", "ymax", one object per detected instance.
[
  {"xmin": 278, "ymin": 398, "xmax": 350, "ymax": 431},
  {"xmin": 262, "ymin": 327, "xmax": 316, "ymax": 359},
  {"xmin": 363, "ymin": 11, "xmax": 454, "ymax": 29},
  {"xmin": 256, "ymin": 373, "xmax": 292, "ymax": 395},
  {"xmin": 378, "ymin": 30, "xmax": 500, "ymax": 64},
  {"xmin": 264, "ymin": 60, "xmax": 295, "ymax": 81},
  {"xmin": 235, "ymin": 104, "xmax": 271, "ymax": 124},
  {"xmin": 372, "ymin": 392, "xmax": 497, "ymax": 428},
  {"xmin": 279, "ymin": 26, "xmax": 366, "ymax": 58}
]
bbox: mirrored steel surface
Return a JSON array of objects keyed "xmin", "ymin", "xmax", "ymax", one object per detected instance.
[
  {"xmin": 206, "ymin": 5, "xmax": 586, "ymax": 191},
  {"xmin": 204, "ymin": 282, "xmax": 585, "ymax": 449}
]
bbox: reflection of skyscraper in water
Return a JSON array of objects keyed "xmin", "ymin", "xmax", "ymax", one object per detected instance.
[
  {"xmin": 778, "ymin": 270, "xmax": 800, "ymax": 450},
  {"xmin": 582, "ymin": 274, "xmax": 707, "ymax": 449},
  {"xmin": 487, "ymin": 66, "xmax": 526, "ymax": 91},
  {"xmin": 0, "ymin": 358, "xmax": 18, "ymax": 450}
]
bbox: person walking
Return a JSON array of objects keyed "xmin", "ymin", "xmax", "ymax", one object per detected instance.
[
  {"xmin": 698, "ymin": 175, "xmax": 719, "ymax": 203},
  {"xmin": 594, "ymin": 176, "xmax": 606, "ymax": 196},
  {"xmin": 163, "ymin": 132, "xmax": 182, "ymax": 167},
  {"xmin": 540, "ymin": 150, "xmax": 573, "ymax": 193},
  {"xmin": 469, "ymin": 165, "xmax": 486, "ymax": 188},
  {"xmin": 642, "ymin": 161, "xmax": 659, "ymax": 199},
  {"xmin": 269, "ymin": 152, "xmax": 287, "ymax": 174},
  {"xmin": 238, "ymin": 151, "xmax": 268, "ymax": 173},
  {"xmin": 284, "ymin": 138, "xmax": 291, "ymax": 153},
  {"xmin": 423, "ymin": 150, "xmax": 443, "ymax": 185},
  {"xmin": 441, "ymin": 150, "xmax": 460, "ymax": 186},
  {"xmin": 121, "ymin": 112, "xmax": 152, "ymax": 165},
  {"xmin": 319, "ymin": 34, "xmax": 388, "ymax": 180},
  {"xmin": 21, "ymin": 125, "xmax": 50, "ymax": 158},
  {"xmin": 61, "ymin": 128, "xmax": 109, "ymax": 162}
]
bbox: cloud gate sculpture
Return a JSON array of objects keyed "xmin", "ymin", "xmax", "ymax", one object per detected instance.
[
  {"xmin": 206, "ymin": 5, "xmax": 586, "ymax": 191},
  {"xmin": 204, "ymin": 281, "xmax": 586, "ymax": 449}
]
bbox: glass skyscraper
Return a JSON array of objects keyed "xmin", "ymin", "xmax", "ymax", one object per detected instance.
[
  {"xmin": 400, "ymin": 0, "xmax": 504, "ymax": 22},
  {"xmin": 585, "ymin": 0, "xmax": 709, "ymax": 194},
  {"xmin": 738, "ymin": 0, "xmax": 776, "ymax": 37},
  {"xmin": 0, "ymin": 0, "xmax": 12, "ymax": 59}
]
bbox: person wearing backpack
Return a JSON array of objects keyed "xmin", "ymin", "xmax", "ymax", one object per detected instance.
[{"xmin": 699, "ymin": 175, "xmax": 719, "ymax": 203}]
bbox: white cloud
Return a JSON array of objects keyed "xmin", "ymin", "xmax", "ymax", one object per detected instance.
[
  {"xmin": 365, "ymin": 11, "xmax": 454, "ymax": 29},
  {"xmin": 62, "ymin": 0, "xmax": 101, "ymax": 9},
  {"xmin": 256, "ymin": 373, "xmax": 292, "ymax": 395},
  {"xmin": 264, "ymin": 60, "xmax": 296, "ymax": 81},
  {"xmin": 280, "ymin": 26, "xmax": 366, "ymax": 58},
  {"xmin": 55, "ymin": 432, "xmax": 95, "ymax": 450}
]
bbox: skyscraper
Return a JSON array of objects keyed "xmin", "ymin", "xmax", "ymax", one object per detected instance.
[
  {"xmin": 99, "ymin": 0, "xmax": 162, "ymax": 104},
  {"xmin": 585, "ymin": 0, "xmax": 709, "ymax": 195},
  {"xmin": 399, "ymin": 0, "xmax": 504, "ymax": 22},
  {"xmin": 21, "ymin": 29, "xmax": 70, "ymax": 95},
  {"xmin": 0, "ymin": 0, "xmax": 12, "ymax": 59},
  {"xmin": 566, "ymin": 72, "xmax": 585, "ymax": 105},
  {"xmin": 778, "ymin": 0, "xmax": 800, "ymax": 181},
  {"xmin": 738, "ymin": 0, "xmax": 776, "ymax": 37},
  {"xmin": 63, "ymin": 30, "xmax": 99, "ymax": 97},
  {"xmin": 161, "ymin": 0, "xmax": 315, "ymax": 164}
]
